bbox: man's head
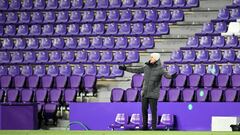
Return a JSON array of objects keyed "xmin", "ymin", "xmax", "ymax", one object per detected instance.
[{"xmin": 149, "ymin": 53, "xmax": 160, "ymax": 64}]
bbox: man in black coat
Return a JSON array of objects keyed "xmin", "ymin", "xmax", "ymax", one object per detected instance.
[{"xmin": 119, "ymin": 53, "xmax": 177, "ymax": 130}]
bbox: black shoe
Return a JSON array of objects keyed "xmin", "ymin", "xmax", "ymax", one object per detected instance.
[{"xmin": 142, "ymin": 127, "xmax": 148, "ymax": 130}]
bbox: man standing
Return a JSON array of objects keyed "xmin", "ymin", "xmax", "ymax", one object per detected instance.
[{"xmin": 119, "ymin": 53, "xmax": 177, "ymax": 130}]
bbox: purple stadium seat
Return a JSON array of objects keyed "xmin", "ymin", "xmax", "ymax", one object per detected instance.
[
  {"xmin": 41, "ymin": 75, "xmax": 53, "ymax": 89},
  {"xmin": 34, "ymin": 0, "xmax": 45, "ymax": 9},
  {"xmin": 199, "ymin": 22, "xmax": 214, "ymax": 35},
  {"xmin": 196, "ymin": 50, "xmax": 209, "ymax": 62},
  {"xmin": 64, "ymin": 89, "xmax": 77, "ymax": 107},
  {"xmin": 69, "ymin": 11, "xmax": 81, "ymax": 22},
  {"xmin": 39, "ymin": 38, "xmax": 52, "ymax": 49},
  {"xmin": 106, "ymin": 23, "xmax": 118, "ymax": 35},
  {"xmin": 216, "ymin": 8, "xmax": 230, "ymax": 21},
  {"xmin": 168, "ymin": 89, "xmax": 181, "ymax": 102},
  {"xmin": 47, "ymin": 65, "xmax": 59, "ymax": 77},
  {"xmin": 146, "ymin": 10, "xmax": 158, "ymax": 22},
  {"xmin": 186, "ymin": 0, "xmax": 199, "ymax": 7},
  {"xmin": 49, "ymin": 51, "xmax": 62, "ymax": 63},
  {"xmin": 119, "ymin": 23, "xmax": 131, "ymax": 35},
  {"xmin": 72, "ymin": 65, "xmax": 85, "ymax": 76},
  {"xmin": 103, "ymin": 37, "xmax": 115, "ymax": 49},
  {"xmin": 124, "ymin": 113, "xmax": 142, "ymax": 129},
  {"xmin": 97, "ymin": 0, "xmax": 109, "ymax": 8},
  {"xmin": 116, "ymin": 37, "xmax": 128, "ymax": 49},
  {"xmin": 27, "ymin": 38, "xmax": 39, "ymax": 49},
  {"xmin": 91, "ymin": 37, "xmax": 103, "ymax": 49},
  {"xmin": 135, "ymin": 0, "xmax": 147, "ymax": 8},
  {"xmin": 158, "ymin": 10, "xmax": 171, "ymax": 22},
  {"xmin": 21, "ymin": 89, "xmax": 34, "ymax": 103},
  {"xmin": 126, "ymin": 51, "xmax": 139, "ymax": 63},
  {"xmin": 55, "ymin": 24, "xmax": 67, "ymax": 35},
  {"xmin": 75, "ymin": 51, "xmax": 88, "ymax": 63},
  {"xmin": 97, "ymin": 65, "xmax": 110, "ymax": 78},
  {"xmin": 233, "ymin": 64, "xmax": 240, "ymax": 74},
  {"xmin": 216, "ymin": 74, "xmax": 229, "ymax": 89},
  {"xmin": 182, "ymin": 50, "xmax": 196, "ymax": 62},
  {"xmin": 141, "ymin": 37, "xmax": 154, "ymax": 49},
  {"xmin": 175, "ymin": 74, "xmax": 187, "ymax": 89},
  {"xmin": 214, "ymin": 22, "xmax": 227, "ymax": 33},
  {"xmin": 17, "ymin": 25, "xmax": 29, "ymax": 36},
  {"xmin": 46, "ymin": 0, "xmax": 58, "ymax": 9},
  {"xmin": 110, "ymin": 88, "xmax": 124, "ymax": 102},
  {"xmin": 225, "ymin": 89, "xmax": 237, "ymax": 102},
  {"xmin": 210, "ymin": 89, "xmax": 223, "ymax": 102},
  {"xmin": 92, "ymin": 23, "xmax": 104, "ymax": 35},
  {"xmin": 0, "ymin": 13, "xmax": 6, "ymax": 23},
  {"xmin": 170, "ymin": 50, "xmax": 183, "ymax": 63},
  {"xmin": 212, "ymin": 36, "xmax": 225, "ymax": 48},
  {"xmin": 196, "ymin": 89, "xmax": 208, "ymax": 102},
  {"xmin": 206, "ymin": 64, "xmax": 219, "ymax": 76},
  {"xmin": 166, "ymin": 64, "xmax": 180, "ymax": 75},
  {"xmin": 133, "ymin": 10, "xmax": 145, "ymax": 22},
  {"xmin": 80, "ymin": 24, "xmax": 92, "ymax": 35},
  {"xmin": 26, "ymin": 75, "xmax": 39, "ymax": 90},
  {"xmin": 173, "ymin": 0, "xmax": 185, "ymax": 8},
  {"xmin": 6, "ymin": 12, "xmax": 18, "ymax": 23},
  {"xmin": 78, "ymin": 37, "xmax": 90, "ymax": 49},
  {"xmin": 131, "ymin": 23, "xmax": 144, "ymax": 35},
  {"xmin": 156, "ymin": 23, "xmax": 169, "ymax": 35},
  {"xmin": 203, "ymin": 74, "xmax": 215, "ymax": 89},
  {"xmin": 0, "ymin": 75, "xmax": 12, "ymax": 90},
  {"xmin": 230, "ymin": 8, "xmax": 240, "ymax": 20},
  {"xmin": 0, "ymin": 66, "xmax": 8, "ymax": 76},
  {"xmin": 59, "ymin": 0, "xmax": 70, "ymax": 9},
  {"xmin": 157, "ymin": 114, "xmax": 174, "ymax": 130},
  {"xmin": 180, "ymin": 65, "xmax": 193, "ymax": 76},
  {"xmin": 59, "ymin": 65, "xmax": 72, "ymax": 76},
  {"xmin": 35, "ymin": 89, "xmax": 47, "ymax": 113},
  {"xmin": 88, "ymin": 51, "xmax": 101, "ymax": 63},
  {"xmin": 83, "ymin": 75, "xmax": 97, "ymax": 94},
  {"xmin": 95, "ymin": 11, "xmax": 107, "ymax": 22},
  {"xmin": 29, "ymin": 25, "xmax": 41, "ymax": 35},
  {"xmin": 225, "ymin": 36, "xmax": 238, "ymax": 48},
  {"xmin": 21, "ymin": 65, "xmax": 33, "ymax": 76},
  {"xmin": 101, "ymin": 51, "xmax": 113, "ymax": 63},
  {"xmin": 209, "ymin": 50, "xmax": 222, "ymax": 62},
  {"xmin": 66, "ymin": 37, "xmax": 77, "ymax": 49},
  {"xmin": 0, "ymin": 0, "xmax": 8, "ymax": 10},
  {"xmin": 128, "ymin": 37, "xmax": 141, "ymax": 49},
  {"xmin": 5, "ymin": 25, "xmax": 16, "ymax": 36},
  {"xmin": 34, "ymin": 65, "xmax": 46, "ymax": 77},
  {"xmin": 158, "ymin": 90, "xmax": 167, "ymax": 102},
  {"xmin": 71, "ymin": 0, "xmax": 83, "ymax": 9},
  {"xmin": 82, "ymin": 11, "xmax": 94, "ymax": 22},
  {"xmin": 62, "ymin": 51, "xmax": 75, "ymax": 63},
  {"xmin": 220, "ymin": 65, "xmax": 232, "ymax": 75},
  {"xmin": 2, "ymin": 38, "xmax": 13, "ymax": 49},
  {"xmin": 110, "ymin": 113, "xmax": 128, "ymax": 130},
  {"xmin": 131, "ymin": 74, "xmax": 143, "ymax": 90},
  {"xmin": 193, "ymin": 64, "xmax": 206, "ymax": 76},
  {"xmin": 56, "ymin": 75, "xmax": 68, "ymax": 90},
  {"xmin": 114, "ymin": 51, "xmax": 126, "ymax": 63},
  {"xmin": 85, "ymin": 65, "xmax": 97, "ymax": 76},
  {"xmin": 171, "ymin": 10, "xmax": 184, "ymax": 22},
  {"xmin": 14, "ymin": 38, "xmax": 26, "ymax": 49},
  {"xmin": 6, "ymin": 89, "xmax": 19, "ymax": 103},
  {"xmin": 120, "ymin": 10, "xmax": 132, "ymax": 22},
  {"xmin": 53, "ymin": 37, "xmax": 65, "ymax": 49},
  {"xmin": 144, "ymin": 23, "xmax": 156, "ymax": 35},
  {"xmin": 42, "ymin": 24, "xmax": 54, "ymax": 35},
  {"xmin": 109, "ymin": 0, "xmax": 121, "ymax": 8},
  {"xmin": 11, "ymin": 52, "xmax": 23, "ymax": 64},
  {"xmin": 44, "ymin": 11, "xmax": 56, "ymax": 23},
  {"xmin": 231, "ymin": 74, "xmax": 240, "ymax": 88},
  {"xmin": 108, "ymin": 10, "xmax": 120, "ymax": 22},
  {"xmin": 56, "ymin": 11, "xmax": 69, "ymax": 23},
  {"xmin": 8, "ymin": 65, "xmax": 20, "ymax": 76},
  {"xmin": 110, "ymin": 65, "xmax": 124, "ymax": 77},
  {"xmin": 161, "ymin": 76, "xmax": 172, "ymax": 89},
  {"xmin": 19, "ymin": 12, "xmax": 30, "ymax": 23},
  {"xmin": 69, "ymin": 75, "xmax": 82, "ymax": 92},
  {"xmin": 37, "ymin": 51, "xmax": 49, "ymax": 63},
  {"xmin": 223, "ymin": 49, "xmax": 235, "ymax": 62},
  {"xmin": 32, "ymin": 12, "xmax": 43, "ymax": 23},
  {"xmin": 84, "ymin": 0, "xmax": 96, "ymax": 9},
  {"xmin": 182, "ymin": 89, "xmax": 195, "ymax": 102},
  {"xmin": 123, "ymin": 88, "xmax": 138, "ymax": 102},
  {"xmin": 23, "ymin": 51, "xmax": 36, "ymax": 63},
  {"xmin": 188, "ymin": 74, "xmax": 201, "ymax": 88},
  {"xmin": 148, "ymin": 0, "xmax": 160, "ymax": 7}
]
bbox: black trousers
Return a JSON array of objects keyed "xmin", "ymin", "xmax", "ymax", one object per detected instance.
[{"xmin": 141, "ymin": 97, "xmax": 158, "ymax": 130}]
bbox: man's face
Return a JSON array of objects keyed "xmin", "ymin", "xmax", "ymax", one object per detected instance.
[{"xmin": 149, "ymin": 56, "xmax": 157, "ymax": 64}]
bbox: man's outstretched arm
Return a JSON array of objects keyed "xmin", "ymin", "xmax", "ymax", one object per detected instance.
[{"xmin": 119, "ymin": 65, "xmax": 144, "ymax": 74}]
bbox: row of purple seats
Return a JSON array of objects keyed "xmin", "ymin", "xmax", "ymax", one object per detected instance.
[
  {"xmin": 0, "ymin": 23, "xmax": 169, "ymax": 36},
  {"xmin": 0, "ymin": 64, "xmax": 124, "ymax": 78},
  {"xmin": 211, "ymin": 8, "xmax": 240, "ymax": 22},
  {"xmin": 181, "ymin": 36, "xmax": 240, "ymax": 50},
  {"xmin": 0, "ymin": 50, "xmax": 139, "ymax": 64},
  {"xmin": 167, "ymin": 49, "xmax": 240, "ymax": 64},
  {"xmin": 110, "ymin": 113, "xmax": 174, "ymax": 130},
  {"xmin": 227, "ymin": 0, "xmax": 240, "ymax": 8},
  {"xmin": 158, "ymin": 88, "xmax": 240, "ymax": 102},
  {"xmin": 0, "ymin": 0, "xmax": 199, "ymax": 11},
  {"xmin": 110, "ymin": 88, "xmax": 139, "ymax": 102},
  {"xmin": 0, "ymin": 10, "xmax": 183, "ymax": 24},
  {"xmin": 164, "ymin": 64, "xmax": 240, "ymax": 76},
  {"xmin": 0, "ymin": 37, "xmax": 154, "ymax": 50},
  {"xmin": 195, "ymin": 22, "xmax": 227, "ymax": 36}
]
